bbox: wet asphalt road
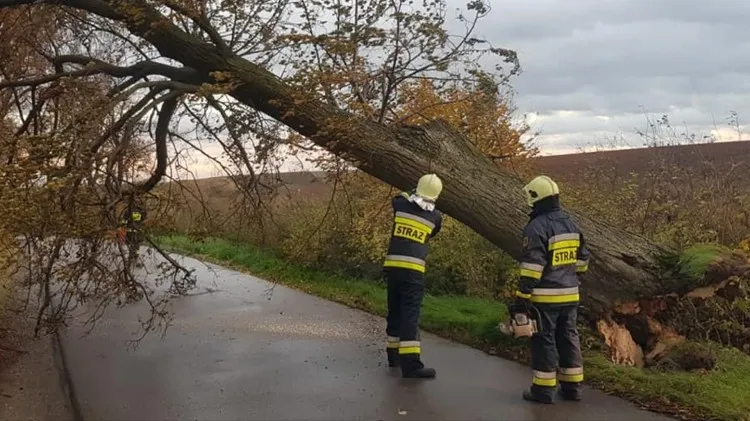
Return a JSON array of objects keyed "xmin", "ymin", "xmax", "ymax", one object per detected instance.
[{"xmin": 60, "ymin": 252, "xmax": 673, "ymax": 421}]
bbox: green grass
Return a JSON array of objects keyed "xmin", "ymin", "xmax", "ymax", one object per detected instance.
[
  {"xmin": 158, "ymin": 234, "xmax": 750, "ymax": 421},
  {"xmin": 678, "ymin": 244, "xmax": 731, "ymax": 283},
  {"xmin": 584, "ymin": 347, "xmax": 750, "ymax": 421}
]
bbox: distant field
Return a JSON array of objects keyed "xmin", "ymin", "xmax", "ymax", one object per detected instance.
[
  {"xmin": 157, "ymin": 171, "xmax": 331, "ymax": 201},
  {"xmin": 159, "ymin": 140, "xmax": 750, "ymax": 203},
  {"xmin": 533, "ymin": 140, "xmax": 750, "ymax": 185}
]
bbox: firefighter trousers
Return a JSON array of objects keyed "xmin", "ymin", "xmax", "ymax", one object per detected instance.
[
  {"xmin": 125, "ymin": 229, "xmax": 143, "ymax": 265},
  {"xmin": 384, "ymin": 268, "xmax": 425, "ymax": 370},
  {"xmin": 530, "ymin": 303, "xmax": 583, "ymax": 399}
]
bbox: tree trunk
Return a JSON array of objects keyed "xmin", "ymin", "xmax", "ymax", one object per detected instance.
[{"xmin": 1, "ymin": 0, "xmax": 675, "ymax": 317}]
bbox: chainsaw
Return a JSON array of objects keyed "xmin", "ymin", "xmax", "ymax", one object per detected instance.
[{"xmin": 498, "ymin": 304, "xmax": 541, "ymax": 338}]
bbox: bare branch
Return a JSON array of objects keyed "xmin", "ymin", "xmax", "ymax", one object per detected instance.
[
  {"xmin": 0, "ymin": 56, "xmax": 202, "ymax": 97},
  {"xmin": 134, "ymin": 92, "xmax": 180, "ymax": 193},
  {"xmin": 160, "ymin": 0, "xmax": 229, "ymax": 52},
  {"xmin": 88, "ymin": 87, "xmax": 166, "ymax": 154},
  {"xmin": 52, "ymin": 55, "xmax": 201, "ymax": 84},
  {"xmin": 0, "ymin": 68, "xmax": 91, "ymax": 88},
  {"xmin": 205, "ymin": 97, "xmax": 257, "ymax": 179},
  {"xmin": 14, "ymin": 94, "xmax": 48, "ymax": 135}
]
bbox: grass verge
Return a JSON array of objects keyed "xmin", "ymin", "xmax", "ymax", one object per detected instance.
[{"xmin": 157, "ymin": 234, "xmax": 750, "ymax": 421}]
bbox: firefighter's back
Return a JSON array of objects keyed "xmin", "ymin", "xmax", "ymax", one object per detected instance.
[
  {"xmin": 528, "ymin": 209, "xmax": 583, "ymax": 304},
  {"xmin": 383, "ymin": 193, "xmax": 441, "ymax": 274}
]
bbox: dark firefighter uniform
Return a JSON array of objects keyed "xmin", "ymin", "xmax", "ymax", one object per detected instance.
[
  {"xmin": 120, "ymin": 204, "xmax": 147, "ymax": 261},
  {"xmin": 516, "ymin": 176, "xmax": 591, "ymax": 404},
  {"xmin": 384, "ymin": 189, "xmax": 442, "ymax": 378}
]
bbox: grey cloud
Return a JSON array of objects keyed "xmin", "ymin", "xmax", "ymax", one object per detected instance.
[
  {"xmin": 531, "ymin": 109, "xmax": 720, "ymax": 136},
  {"xmin": 442, "ymin": 0, "xmax": 750, "ymax": 151},
  {"xmin": 473, "ymin": 0, "xmax": 750, "ymax": 43},
  {"xmin": 529, "ymin": 108, "xmax": 742, "ymax": 152},
  {"xmin": 522, "ymin": 91, "xmax": 748, "ymax": 116}
]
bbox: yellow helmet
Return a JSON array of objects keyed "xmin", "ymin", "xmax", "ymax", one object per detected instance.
[
  {"xmin": 415, "ymin": 173, "xmax": 443, "ymax": 201},
  {"xmin": 523, "ymin": 175, "xmax": 559, "ymax": 207}
]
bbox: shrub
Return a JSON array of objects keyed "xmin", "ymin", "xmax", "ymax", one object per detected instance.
[{"xmin": 270, "ymin": 172, "xmax": 519, "ymax": 298}]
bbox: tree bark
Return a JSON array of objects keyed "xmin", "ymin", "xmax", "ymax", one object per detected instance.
[{"xmin": 0, "ymin": 0, "xmax": 675, "ymax": 316}]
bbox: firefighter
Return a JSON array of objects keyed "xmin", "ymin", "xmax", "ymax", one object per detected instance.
[
  {"xmin": 514, "ymin": 175, "xmax": 591, "ymax": 404},
  {"xmin": 120, "ymin": 196, "xmax": 148, "ymax": 265},
  {"xmin": 383, "ymin": 173, "xmax": 443, "ymax": 378}
]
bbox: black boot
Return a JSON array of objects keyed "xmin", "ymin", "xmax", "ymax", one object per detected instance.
[
  {"xmin": 522, "ymin": 388, "xmax": 554, "ymax": 404},
  {"xmin": 400, "ymin": 354, "xmax": 436, "ymax": 378},
  {"xmin": 386, "ymin": 348, "xmax": 400, "ymax": 367},
  {"xmin": 558, "ymin": 387, "xmax": 582, "ymax": 401}
]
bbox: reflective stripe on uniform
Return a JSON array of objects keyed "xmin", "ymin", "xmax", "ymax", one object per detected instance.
[
  {"xmin": 549, "ymin": 233, "xmax": 580, "ymax": 267},
  {"xmin": 387, "ymin": 336, "xmax": 399, "ymax": 349},
  {"xmin": 576, "ymin": 259, "xmax": 589, "ymax": 273},
  {"xmin": 399, "ymin": 340, "xmax": 420, "ymax": 355},
  {"xmin": 531, "ymin": 287, "xmax": 580, "ymax": 304},
  {"xmin": 383, "ymin": 255, "xmax": 426, "ymax": 272},
  {"xmin": 519, "ymin": 262, "xmax": 544, "ymax": 280},
  {"xmin": 548, "ymin": 233, "xmax": 580, "ymax": 250},
  {"xmin": 558, "ymin": 366, "xmax": 584, "ymax": 383},
  {"xmin": 395, "ymin": 211, "xmax": 435, "ymax": 230},
  {"xmin": 532, "ymin": 370, "xmax": 557, "ymax": 387}
]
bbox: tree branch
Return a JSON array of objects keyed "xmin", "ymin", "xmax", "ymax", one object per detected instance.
[
  {"xmin": 0, "ymin": 56, "xmax": 203, "ymax": 93},
  {"xmin": 378, "ymin": 0, "xmax": 404, "ymax": 123},
  {"xmin": 161, "ymin": 0, "xmax": 229, "ymax": 52},
  {"xmin": 14, "ymin": 95, "xmax": 48, "ymax": 136},
  {"xmin": 205, "ymin": 97, "xmax": 258, "ymax": 181},
  {"xmin": 111, "ymin": 80, "xmax": 199, "ymax": 101},
  {"xmin": 0, "ymin": 69, "xmax": 90, "ymax": 89},
  {"xmin": 134, "ymin": 92, "xmax": 180, "ymax": 194},
  {"xmin": 0, "ymin": 0, "xmax": 118, "ymax": 20},
  {"xmin": 52, "ymin": 55, "xmax": 202, "ymax": 84},
  {"xmin": 85, "ymin": 80, "xmax": 197, "ymax": 156},
  {"xmin": 88, "ymin": 87, "xmax": 167, "ymax": 154}
]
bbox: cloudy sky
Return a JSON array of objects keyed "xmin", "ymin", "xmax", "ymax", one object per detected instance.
[
  {"xmin": 181, "ymin": 0, "xmax": 750, "ymax": 178},
  {"xmin": 470, "ymin": 0, "xmax": 750, "ymax": 154}
]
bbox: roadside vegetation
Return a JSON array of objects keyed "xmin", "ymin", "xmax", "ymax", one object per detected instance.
[{"xmin": 0, "ymin": 231, "xmax": 23, "ymax": 370}]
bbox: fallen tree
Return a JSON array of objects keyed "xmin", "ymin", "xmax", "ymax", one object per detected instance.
[{"xmin": 1, "ymin": 0, "xmax": 744, "ymax": 363}]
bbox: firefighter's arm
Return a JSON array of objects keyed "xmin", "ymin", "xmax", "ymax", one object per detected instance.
[
  {"xmin": 576, "ymin": 231, "xmax": 591, "ymax": 274},
  {"xmin": 516, "ymin": 224, "xmax": 548, "ymax": 299},
  {"xmin": 393, "ymin": 194, "xmax": 403, "ymax": 212},
  {"xmin": 431, "ymin": 212, "xmax": 442, "ymax": 238},
  {"xmin": 390, "ymin": 194, "xmax": 403, "ymax": 218}
]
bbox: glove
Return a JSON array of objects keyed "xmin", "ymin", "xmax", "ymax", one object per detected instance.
[{"xmin": 510, "ymin": 291, "xmax": 532, "ymax": 315}]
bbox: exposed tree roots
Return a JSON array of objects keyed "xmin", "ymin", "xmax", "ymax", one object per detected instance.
[{"xmin": 595, "ymin": 250, "xmax": 750, "ymax": 369}]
